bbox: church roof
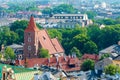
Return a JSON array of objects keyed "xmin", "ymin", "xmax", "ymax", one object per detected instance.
[
  {"xmin": 38, "ymin": 30, "xmax": 57, "ymax": 54},
  {"xmin": 51, "ymin": 38, "xmax": 64, "ymax": 53},
  {"xmin": 25, "ymin": 15, "xmax": 39, "ymax": 32}
]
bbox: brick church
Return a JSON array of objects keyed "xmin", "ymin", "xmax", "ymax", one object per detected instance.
[
  {"xmin": 15, "ymin": 16, "xmax": 81, "ymax": 72},
  {"xmin": 24, "ymin": 16, "xmax": 64, "ymax": 58}
]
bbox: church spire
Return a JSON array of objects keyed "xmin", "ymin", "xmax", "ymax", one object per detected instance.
[{"xmin": 25, "ymin": 15, "xmax": 39, "ymax": 32}]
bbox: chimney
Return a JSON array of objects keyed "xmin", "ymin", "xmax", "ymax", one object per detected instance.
[
  {"xmin": 48, "ymin": 58, "xmax": 50, "ymax": 63},
  {"xmin": 64, "ymin": 56, "xmax": 67, "ymax": 61},
  {"xmin": 56, "ymin": 56, "xmax": 59, "ymax": 63}
]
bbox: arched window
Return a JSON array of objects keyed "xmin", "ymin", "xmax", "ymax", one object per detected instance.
[{"xmin": 28, "ymin": 37, "xmax": 31, "ymax": 42}]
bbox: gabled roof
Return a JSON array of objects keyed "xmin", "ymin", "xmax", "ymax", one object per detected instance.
[
  {"xmin": 99, "ymin": 44, "xmax": 120, "ymax": 54},
  {"xmin": 38, "ymin": 30, "xmax": 64, "ymax": 55},
  {"xmin": 38, "ymin": 30, "xmax": 57, "ymax": 54},
  {"xmin": 7, "ymin": 44, "xmax": 23, "ymax": 49},
  {"xmin": 51, "ymin": 38, "xmax": 64, "ymax": 53},
  {"xmin": 113, "ymin": 55, "xmax": 120, "ymax": 60},
  {"xmin": 82, "ymin": 54, "xmax": 99, "ymax": 61},
  {"xmin": 25, "ymin": 15, "xmax": 39, "ymax": 32}
]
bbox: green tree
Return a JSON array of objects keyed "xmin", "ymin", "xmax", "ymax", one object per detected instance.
[
  {"xmin": 85, "ymin": 11, "xmax": 97, "ymax": 19},
  {"xmin": 100, "ymin": 53, "xmax": 110, "ymax": 60},
  {"xmin": 104, "ymin": 64, "xmax": 120, "ymax": 75},
  {"xmin": 70, "ymin": 47, "xmax": 82, "ymax": 59},
  {"xmin": 83, "ymin": 41, "xmax": 98, "ymax": 54},
  {"xmin": 81, "ymin": 59, "xmax": 95, "ymax": 71},
  {"xmin": 0, "ymin": 27, "xmax": 19, "ymax": 46},
  {"xmin": 10, "ymin": 20, "xmax": 28, "ymax": 32},
  {"xmin": 5, "ymin": 47, "xmax": 15, "ymax": 60},
  {"xmin": 42, "ymin": 7, "xmax": 52, "ymax": 14},
  {"xmin": 48, "ymin": 29, "xmax": 62, "ymax": 42},
  {"xmin": 38, "ymin": 48, "xmax": 50, "ymax": 58},
  {"xmin": 87, "ymin": 25, "xmax": 101, "ymax": 50},
  {"xmin": 72, "ymin": 34, "xmax": 89, "ymax": 53},
  {"xmin": 53, "ymin": 4, "xmax": 77, "ymax": 14},
  {"xmin": 0, "ymin": 52, "xmax": 2, "ymax": 59}
]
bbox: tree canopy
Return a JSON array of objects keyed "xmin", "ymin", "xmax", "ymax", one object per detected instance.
[
  {"xmin": 104, "ymin": 64, "xmax": 120, "ymax": 75},
  {"xmin": 81, "ymin": 59, "xmax": 95, "ymax": 71},
  {"xmin": 42, "ymin": 4, "xmax": 78, "ymax": 14},
  {"xmin": 5, "ymin": 47, "xmax": 15, "ymax": 60},
  {"xmin": 38, "ymin": 48, "xmax": 50, "ymax": 58}
]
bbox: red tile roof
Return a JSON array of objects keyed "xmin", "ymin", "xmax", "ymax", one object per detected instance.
[
  {"xmin": 51, "ymin": 38, "xmax": 64, "ymax": 53},
  {"xmin": 15, "ymin": 56, "xmax": 81, "ymax": 72},
  {"xmin": 38, "ymin": 30, "xmax": 57, "ymax": 54},
  {"xmin": 82, "ymin": 54, "xmax": 99, "ymax": 61},
  {"xmin": 25, "ymin": 15, "xmax": 39, "ymax": 32}
]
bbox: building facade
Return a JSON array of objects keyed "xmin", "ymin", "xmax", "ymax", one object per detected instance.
[{"xmin": 45, "ymin": 14, "xmax": 93, "ymax": 28}]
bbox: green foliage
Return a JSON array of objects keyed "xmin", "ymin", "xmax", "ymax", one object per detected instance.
[
  {"xmin": 81, "ymin": 59, "xmax": 95, "ymax": 71},
  {"xmin": 0, "ymin": 27, "xmax": 19, "ymax": 46},
  {"xmin": 38, "ymin": 48, "xmax": 50, "ymax": 58},
  {"xmin": 0, "ymin": 53, "xmax": 2, "ymax": 59},
  {"xmin": 83, "ymin": 41, "xmax": 98, "ymax": 54},
  {"xmin": 72, "ymin": 34, "xmax": 89, "ymax": 53},
  {"xmin": 95, "ymin": 18, "xmax": 117, "ymax": 25},
  {"xmin": 104, "ymin": 64, "xmax": 120, "ymax": 75},
  {"xmin": 42, "ymin": 4, "xmax": 78, "ymax": 14},
  {"xmin": 70, "ymin": 47, "xmax": 82, "ymax": 59},
  {"xmin": 100, "ymin": 53, "xmax": 110, "ymax": 60},
  {"xmin": 42, "ymin": 7, "xmax": 52, "ymax": 14},
  {"xmin": 5, "ymin": 47, "xmax": 15, "ymax": 60},
  {"xmin": 85, "ymin": 11, "xmax": 97, "ymax": 19},
  {"xmin": 6, "ymin": 1, "xmax": 39, "ymax": 12},
  {"xmin": 10, "ymin": 20, "xmax": 28, "ymax": 31},
  {"xmin": 48, "ymin": 29, "xmax": 62, "ymax": 42}
]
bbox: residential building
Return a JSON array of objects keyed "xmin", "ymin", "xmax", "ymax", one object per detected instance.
[
  {"xmin": 23, "ymin": 15, "xmax": 64, "ymax": 59},
  {"xmin": 7, "ymin": 44, "xmax": 23, "ymax": 60},
  {"xmin": 15, "ymin": 56, "xmax": 81, "ymax": 72},
  {"xmin": 99, "ymin": 44, "xmax": 120, "ymax": 58},
  {"xmin": 95, "ymin": 57, "xmax": 113, "ymax": 71},
  {"xmin": 45, "ymin": 14, "xmax": 93, "ymax": 28},
  {"xmin": 112, "ymin": 60, "xmax": 120, "ymax": 67}
]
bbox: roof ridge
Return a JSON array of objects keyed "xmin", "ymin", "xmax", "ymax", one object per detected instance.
[{"xmin": 44, "ymin": 29, "xmax": 57, "ymax": 54}]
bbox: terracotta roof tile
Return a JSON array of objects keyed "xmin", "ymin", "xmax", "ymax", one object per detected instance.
[
  {"xmin": 25, "ymin": 16, "xmax": 39, "ymax": 32},
  {"xmin": 51, "ymin": 38, "xmax": 64, "ymax": 53},
  {"xmin": 15, "ymin": 56, "xmax": 81, "ymax": 72},
  {"xmin": 82, "ymin": 54, "xmax": 99, "ymax": 61},
  {"xmin": 38, "ymin": 30, "xmax": 57, "ymax": 54}
]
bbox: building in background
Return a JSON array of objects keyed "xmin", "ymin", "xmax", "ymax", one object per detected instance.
[{"xmin": 44, "ymin": 14, "xmax": 93, "ymax": 28}]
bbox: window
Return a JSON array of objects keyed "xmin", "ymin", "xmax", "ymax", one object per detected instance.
[
  {"xmin": 28, "ymin": 46, "xmax": 31, "ymax": 50},
  {"xmin": 43, "ymin": 36, "xmax": 46, "ymax": 40},
  {"xmin": 28, "ymin": 37, "xmax": 31, "ymax": 42},
  {"xmin": 28, "ymin": 33, "xmax": 31, "ymax": 36}
]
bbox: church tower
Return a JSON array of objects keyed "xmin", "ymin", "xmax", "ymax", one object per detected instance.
[{"xmin": 24, "ymin": 15, "xmax": 39, "ymax": 58}]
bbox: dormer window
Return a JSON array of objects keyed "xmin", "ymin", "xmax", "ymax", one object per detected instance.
[
  {"xmin": 28, "ymin": 37, "xmax": 31, "ymax": 42},
  {"xmin": 43, "ymin": 36, "xmax": 46, "ymax": 40}
]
